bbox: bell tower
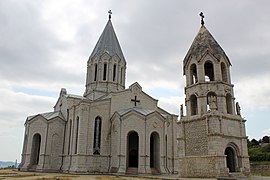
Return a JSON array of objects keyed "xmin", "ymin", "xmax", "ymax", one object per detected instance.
[
  {"xmin": 178, "ymin": 13, "xmax": 250, "ymax": 178},
  {"xmin": 84, "ymin": 12, "xmax": 126, "ymax": 100}
]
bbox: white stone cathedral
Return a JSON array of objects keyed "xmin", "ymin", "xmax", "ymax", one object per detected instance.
[{"xmin": 20, "ymin": 14, "xmax": 250, "ymax": 178}]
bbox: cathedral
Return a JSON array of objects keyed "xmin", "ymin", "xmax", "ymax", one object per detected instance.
[{"xmin": 20, "ymin": 13, "xmax": 250, "ymax": 178}]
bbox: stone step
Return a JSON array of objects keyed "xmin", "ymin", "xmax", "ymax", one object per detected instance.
[
  {"xmin": 126, "ymin": 167, "xmax": 138, "ymax": 175},
  {"xmin": 151, "ymin": 168, "xmax": 160, "ymax": 175},
  {"xmin": 218, "ymin": 172, "xmax": 247, "ymax": 180}
]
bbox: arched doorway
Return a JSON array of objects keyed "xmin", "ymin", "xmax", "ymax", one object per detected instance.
[
  {"xmin": 150, "ymin": 132, "xmax": 160, "ymax": 173},
  {"xmin": 225, "ymin": 147, "xmax": 236, "ymax": 172},
  {"xmin": 30, "ymin": 133, "xmax": 41, "ymax": 167},
  {"xmin": 127, "ymin": 131, "xmax": 139, "ymax": 167}
]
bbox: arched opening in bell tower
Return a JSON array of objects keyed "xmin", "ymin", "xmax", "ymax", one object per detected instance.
[
  {"xmin": 190, "ymin": 94, "xmax": 198, "ymax": 115},
  {"xmin": 221, "ymin": 62, "xmax": 228, "ymax": 82},
  {"xmin": 190, "ymin": 64, "xmax": 198, "ymax": 85},
  {"xmin": 204, "ymin": 61, "xmax": 215, "ymax": 81},
  {"xmin": 226, "ymin": 94, "xmax": 233, "ymax": 114}
]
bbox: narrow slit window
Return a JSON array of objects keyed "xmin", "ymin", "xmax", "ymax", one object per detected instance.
[
  {"xmin": 93, "ymin": 117, "xmax": 102, "ymax": 154},
  {"xmin": 68, "ymin": 120, "xmax": 72, "ymax": 155},
  {"xmin": 94, "ymin": 64, "xmax": 98, "ymax": 81},
  {"xmin": 113, "ymin": 64, "xmax": 116, "ymax": 82},
  {"xmin": 75, "ymin": 117, "xmax": 79, "ymax": 154},
  {"xmin": 103, "ymin": 63, "xmax": 107, "ymax": 81},
  {"xmin": 120, "ymin": 67, "xmax": 123, "ymax": 84}
]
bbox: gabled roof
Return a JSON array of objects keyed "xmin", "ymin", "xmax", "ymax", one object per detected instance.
[
  {"xmin": 183, "ymin": 25, "xmax": 231, "ymax": 72},
  {"xmin": 27, "ymin": 111, "xmax": 65, "ymax": 122},
  {"xmin": 89, "ymin": 19, "xmax": 125, "ymax": 62},
  {"xmin": 116, "ymin": 107, "xmax": 166, "ymax": 119}
]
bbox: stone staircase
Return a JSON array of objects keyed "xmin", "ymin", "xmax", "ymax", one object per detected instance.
[{"xmin": 126, "ymin": 167, "xmax": 138, "ymax": 175}]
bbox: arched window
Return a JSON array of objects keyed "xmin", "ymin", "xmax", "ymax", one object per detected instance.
[
  {"xmin": 190, "ymin": 64, "xmax": 198, "ymax": 85},
  {"xmin": 226, "ymin": 94, "xmax": 233, "ymax": 114},
  {"xmin": 94, "ymin": 64, "xmax": 98, "ymax": 81},
  {"xmin": 93, "ymin": 116, "xmax": 102, "ymax": 154},
  {"xmin": 204, "ymin": 61, "xmax": 215, "ymax": 81},
  {"xmin": 103, "ymin": 63, "xmax": 107, "ymax": 80},
  {"xmin": 190, "ymin": 94, "xmax": 198, "ymax": 116},
  {"xmin": 207, "ymin": 92, "xmax": 218, "ymax": 111},
  {"xmin": 113, "ymin": 64, "xmax": 117, "ymax": 82},
  {"xmin": 75, "ymin": 117, "xmax": 79, "ymax": 154},
  {"xmin": 221, "ymin": 62, "xmax": 228, "ymax": 82}
]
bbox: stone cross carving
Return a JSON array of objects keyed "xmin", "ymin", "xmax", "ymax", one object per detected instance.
[
  {"xmin": 108, "ymin": 10, "xmax": 112, "ymax": 20},
  {"xmin": 208, "ymin": 95, "xmax": 217, "ymax": 111},
  {"xmin": 236, "ymin": 102, "xmax": 241, "ymax": 116},
  {"xmin": 200, "ymin": 12, "xmax": 205, "ymax": 25},
  {"xmin": 131, "ymin": 96, "xmax": 140, "ymax": 106}
]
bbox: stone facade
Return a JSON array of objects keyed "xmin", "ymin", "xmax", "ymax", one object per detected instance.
[
  {"xmin": 19, "ymin": 18, "xmax": 178, "ymax": 175},
  {"xmin": 20, "ymin": 17, "xmax": 250, "ymax": 178}
]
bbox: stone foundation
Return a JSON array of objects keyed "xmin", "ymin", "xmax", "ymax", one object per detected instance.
[{"xmin": 178, "ymin": 156, "xmax": 229, "ymax": 178}]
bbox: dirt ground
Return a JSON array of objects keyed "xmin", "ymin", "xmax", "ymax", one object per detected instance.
[
  {"xmin": 2, "ymin": 168, "xmax": 270, "ymax": 180},
  {"xmin": 0, "ymin": 169, "xmax": 150, "ymax": 180}
]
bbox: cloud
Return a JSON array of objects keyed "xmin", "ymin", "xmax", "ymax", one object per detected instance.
[{"xmin": 234, "ymin": 73, "xmax": 270, "ymax": 112}]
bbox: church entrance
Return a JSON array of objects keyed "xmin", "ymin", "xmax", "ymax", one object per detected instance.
[
  {"xmin": 225, "ymin": 147, "xmax": 236, "ymax": 172},
  {"xmin": 150, "ymin": 132, "xmax": 160, "ymax": 173},
  {"xmin": 127, "ymin": 131, "xmax": 139, "ymax": 168},
  {"xmin": 30, "ymin": 133, "xmax": 41, "ymax": 167}
]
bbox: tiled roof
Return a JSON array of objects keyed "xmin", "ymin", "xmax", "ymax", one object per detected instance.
[{"xmin": 89, "ymin": 20, "xmax": 125, "ymax": 61}]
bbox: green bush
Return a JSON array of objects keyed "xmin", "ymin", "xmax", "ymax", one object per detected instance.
[{"xmin": 248, "ymin": 144, "xmax": 270, "ymax": 161}]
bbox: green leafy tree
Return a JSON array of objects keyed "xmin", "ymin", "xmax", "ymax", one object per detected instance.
[
  {"xmin": 262, "ymin": 136, "xmax": 270, "ymax": 143},
  {"xmin": 250, "ymin": 138, "xmax": 259, "ymax": 147}
]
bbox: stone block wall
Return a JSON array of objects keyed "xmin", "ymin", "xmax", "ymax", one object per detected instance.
[
  {"xmin": 178, "ymin": 156, "xmax": 228, "ymax": 177},
  {"xmin": 184, "ymin": 119, "xmax": 208, "ymax": 156}
]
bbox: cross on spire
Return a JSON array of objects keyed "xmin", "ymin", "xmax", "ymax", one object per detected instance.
[
  {"xmin": 131, "ymin": 96, "xmax": 140, "ymax": 106},
  {"xmin": 108, "ymin": 10, "xmax": 112, "ymax": 20},
  {"xmin": 199, "ymin": 12, "xmax": 205, "ymax": 26}
]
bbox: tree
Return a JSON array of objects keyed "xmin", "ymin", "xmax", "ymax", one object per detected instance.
[
  {"xmin": 250, "ymin": 138, "xmax": 259, "ymax": 147},
  {"xmin": 262, "ymin": 136, "xmax": 269, "ymax": 143}
]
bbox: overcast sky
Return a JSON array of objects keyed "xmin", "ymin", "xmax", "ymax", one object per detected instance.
[{"xmin": 0, "ymin": 0, "xmax": 270, "ymax": 162}]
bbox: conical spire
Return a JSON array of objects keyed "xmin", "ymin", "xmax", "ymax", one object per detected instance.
[
  {"xmin": 84, "ymin": 15, "xmax": 127, "ymax": 100},
  {"xmin": 183, "ymin": 25, "xmax": 231, "ymax": 71},
  {"xmin": 89, "ymin": 18, "xmax": 125, "ymax": 62}
]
